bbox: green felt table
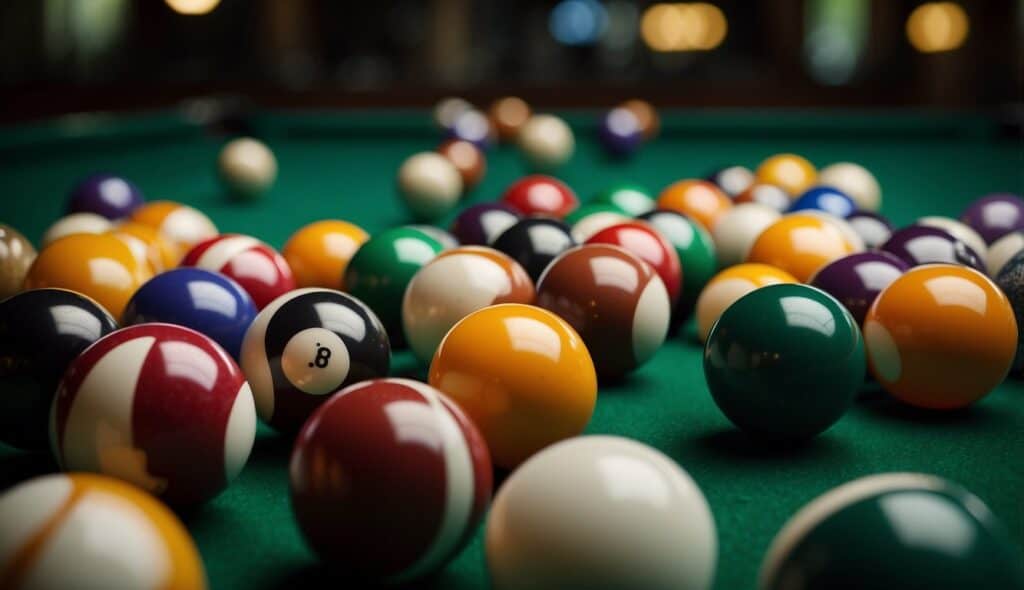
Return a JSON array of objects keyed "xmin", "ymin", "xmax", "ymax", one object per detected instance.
[{"xmin": 1, "ymin": 109, "xmax": 1022, "ymax": 590}]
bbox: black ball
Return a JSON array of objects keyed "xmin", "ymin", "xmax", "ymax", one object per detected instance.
[{"xmin": 491, "ymin": 218, "xmax": 577, "ymax": 281}]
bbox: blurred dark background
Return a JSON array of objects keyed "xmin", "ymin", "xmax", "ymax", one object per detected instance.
[{"xmin": 1, "ymin": 0, "xmax": 1021, "ymax": 122}]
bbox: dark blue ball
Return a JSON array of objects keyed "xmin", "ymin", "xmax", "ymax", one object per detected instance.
[
  {"xmin": 789, "ymin": 186, "xmax": 856, "ymax": 218},
  {"xmin": 597, "ymin": 108, "xmax": 643, "ymax": 157},
  {"xmin": 122, "ymin": 268, "xmax": 257, "ymax": 359},
  {"xmin": 67, "ymin": 173, "xmax": 145, "ymax": 220}
]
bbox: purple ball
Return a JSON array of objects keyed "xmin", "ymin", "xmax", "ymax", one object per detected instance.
[
  {"xmin": 880, "ymin": 225, "xmax": 984, "ymax": 271},
  {"xmin": 597, "ymin": 108, "xmax": 643, "ymax": 158},
  {"xmin": 810, "ymin": 252, "xmax": 909, "ymax": 325},
  {"xmin": 449, "ymin": 203, "xmax": 523, "ymax": 246},
  {"xmin": 846, "ymin": 210, "xmax": 893, "ymax": 250},
  {"xmin": 447, "ymin": 110, "xmax": 494, "ymax": 151},
  {"xmin": 960, "ymin": 193, "xmax": 1024, "ymax": 244},
  {"xmin": 67, "ymin": 174, "xmax": 144, "ymax": 220}
]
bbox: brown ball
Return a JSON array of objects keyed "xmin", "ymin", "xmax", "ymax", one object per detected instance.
[
  {"xmin": 488, "ymin": 97, "xmax": 532, "ymax": 142},
  {"xmin": 437, "ymin": 139, "xmax": 486, "ymax": 191}
]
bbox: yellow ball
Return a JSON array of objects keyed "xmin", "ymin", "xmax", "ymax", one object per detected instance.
[{"xmin": 755, "ymin": 153, "xmax": 817, "ymax": 197}]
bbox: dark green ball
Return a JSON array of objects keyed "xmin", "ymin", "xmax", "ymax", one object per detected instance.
[{"xmin": 593, "ymin": 183, "xmax": 656, "ymax": 216}]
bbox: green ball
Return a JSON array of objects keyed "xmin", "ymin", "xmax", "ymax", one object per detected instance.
[
  {"xmin": 637, "ymin": 209, "xmax": 717, "ymax": 323},
  {"xmin": 564, "ymin": 202, "xmax": 628, "ymax": 227},
  {"xmin": 342, "ymin": 226, "xmax": 443, "ymax": 346},
  {"xmin": 703, "ymin": 283, "xmax": 864, "ymax": 439},
  {"xmin": 593, "ymin": 184, "xmax": 656, "ymax": 216},
  {"xmin": 761, "ymin": 473, "xmax": 1024, "ymax": 590}
]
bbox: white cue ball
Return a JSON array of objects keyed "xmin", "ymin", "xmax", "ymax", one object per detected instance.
[
  {"xmin": 397, "ymin": 152, "xmax": 463, "ymax": 221},
  {"xmin": 41, "ymin": 213, "xmax": 113, "ymax": 246},
  {"xmin": 218, "ymin": 137, "xmax": 277, "ymax": 200},
  {"xmin": 916, "ymin": 215, "xmax": 988, "ymax": 258},
  {"xmin": 817, "ymin": 162, "xmax": 881, "ymax": 212},
  {"xmin": 517, "ymin": 114, "xmax": 575, "ymax": 171},
  {"xmin": 986, "ymin": 231, "xmax": 1024, "ymax": 277},
  {"xmin": 712, "ymin": 203, "xmax": 781, "ymax": 267}
]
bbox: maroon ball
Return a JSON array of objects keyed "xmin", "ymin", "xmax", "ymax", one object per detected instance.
[
  {"xmin": 960, "ymin": 193, "xmax": 1024, "ymax": 244},
  {"xmin": 449, "ymin": 202, "xmax": 522, "ymax": 246},
  {"xmin": 880, "ymin": 226, "xmax": 984, "ymax": 271},
  {"xmin": 809, "ymin": 252, "xmax": 909, "ymax": 325},
  {"xmin": 290, "ymin": 378, "xmax": 492, "ymax": 582}
]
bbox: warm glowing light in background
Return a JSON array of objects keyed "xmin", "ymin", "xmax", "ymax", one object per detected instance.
[
  {"xmin": 165, "ymin": 0, "xmax": 221, "ymax": 16},
  {"xmin": 906, "ymin": 2, "xmax": 969, "ymax": 53},
  {"xmin": 641, "ymin": 3, "xmax": 728, "ymax": 52}
]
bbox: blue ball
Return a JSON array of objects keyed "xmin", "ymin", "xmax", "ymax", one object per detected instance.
[
  {"xmin": 122, "ymin": 268, "xmax": 257, "ymax": 359},
  {"xmin": 789, "ymin": 186, "xmax": 856, "ymax": 218},
  {"xmin": 597, "ymin": 108, "xmax": 643, "ymax": 157}
]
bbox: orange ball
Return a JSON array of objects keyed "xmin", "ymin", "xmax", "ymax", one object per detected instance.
[
  {"xmin": 108, "ymin": 221, "xmax": 180, "ymax": 272},
  {"xmin": 656, "ymin": 180, "xmax": 733, "ymax": 232},
  {"xmin": 619, "ymin": 98, "xmax": 660, "ymax": 140},
  {"xmin": 488, "ymin": 96, "xmax": 532, "ymax": 142},
  {"xmin": 695, "ymin": 263, "xmax": 798, "ymax": 342},
  {"xmin": 24, "ymin": 233, "xmax": 153, "ymax": 318},
  {"xmin": 755, "ymin": 153, "xmax": 817, "ymax": 196},
  {"xmin": 864, "ymin": 264, "xmax": 1017, "ymax": 409},
  {"xmin": 283, "ymin": 220, "xmax": 369, "ymax": 289},
  {"xmin": 129, "ymin": 201, "xmax": 218, "ymax": 253},
  {"xmin": 746, "ymin": 213, "xmax": 855, "ymax": 282},
  {"xmin": 437, "ymin": 139, "xmax": 486, "ymax": 190}
]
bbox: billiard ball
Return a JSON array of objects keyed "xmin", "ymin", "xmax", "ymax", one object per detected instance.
[
  {"xmin": 486, "ymin": 436, "xmax": 716, "ymax": 590},
  {"xmin": 593, "ymin": 183, "xmax": 656, "ymax": 216},
  {"xmin": 0, "ymin": 289, "xmax": 116, "ymax": 449},
  {"xmin": 491, "ymin": 218, "xmax": 577, "ymax": 282},
  {"xmin": 429, "ymin": 303, "xmax": 596, "ymax": 468},
  {"xmin": 0, "ymin": 473, "xmax": 207, "ymax": 589},
  {"xmin": 619, "ymin": 98, "xmax": 660, "ymax": 140},
  {"xmin": 864, "ymin": 265, "xmax": 1016, "ymax": 409},
  {"xmin": 711, "ymin": 203, "xmax": 782, "ymax": 267},
  {"xmin": 241, "ymin": 288, "xmax": 390, "ymax": 432},
  {"xmin": 24, "ymin": 233, "xmax": 152, "ymax": 318},
  {"xmin": 734, "ymin": 183, "xmax": 790, "ymax": 212},
  {"xmin": 290, "ymin": 378, "xmax": 491, "ymax": 582},
  {"xmin": 123, "ymin": 268, "xmax": 257, "ymax": 359},
  {"xmin": 916, "ymin": 215, "xmax": 989, "ymax": 258},
  {"xmin": 800, "ymin": 210, "xmax": 867, "ymax": 253},
  {"xmin": 809, "ymin": 252, "xmax": 909, "ymax": 326},
  {"xmin": 987, "ymin": 231, "xmax": 1024, "ymax": 277},
  {"xmin": 597, "ymin": 107, "xmax": 643, "ymax": 157},
  {"xmin": 816, "ymin": 161, "xmax": 882, "ymax": 211},
  {"xmin": 397, "ymin": 152, "xmax": 463, "ymax": 221},
  {"xmin": 41, "ymin": 212, "xmax": 113, "ymax": 246},
  {"xmin": 67, "ymin": 173, "xmax": 144, "ymax": 219},
  {"xmin": 745, "ymin": 213, "xmax": 856, "ymax": 282},
  {"xmin": 449, "ymin": 202, "xmax": 522, "ymax": 246},
  {"xmin": 434, "ymin": 96, "xmax": 474, "ymax": 130},
  {"xmin": 788, "ymin": 186, "xmax": 856, "ymax": 218},
  {"xmin": 536, "ymin": 244, "xmax": 670, "ymax": 377},
  {"xmin": 879, "ymin": 226, "xmax": 984, "ymax": 271},
  {"xmin": 181, "ymin": 233, "xmax": 297, "ymax": 310},
  {"xmin": 488, "ymin": 96, "xmax": 532, "ymax": 142},
  {"xmin": 282, "ymin": 219, "xmax": 369, "ymax": 289},
  {"xmin": 108, "ymin": 221, "xmax": 180, "ymax": 272},
  {"xmin": 637, "ymin": 209, "xmax": 718, "ymax": 323},
  {"xmin": 760, "ymin": 473, "xmax": 1024, "ymax": 590},
  {"xmin": 585, "ymin": 221, "xmax": 683, "ymax": 304},
  {"xmin": 517, "ymin": 113, "xmax": 575, "ymax": 170},
  {"xmin": 218, "ymin": 137, "xmax": 278, "ymax": 200},
  {"xmin": 755, "ymin": 153, "xmax": 817, "ymax": 196},
  {"xmin": 846, "ymin": 210, "xmax": 893, "ymax": 249},
  {"xmin": 0, "ymin": 223, "xmax": 35, "ymax": 300},
  {"xmin": 342, "ymin": 226, "xmax": 443, "ymax": 346},
  {"xmin": 447, "ymin": 109, "xmax": 495, "ymax": 150},
  {"xmin": 996, "ymin": 251, "xmax": 1024, "ymax": 376},
  {"xmin": 706, "ymin": 165, "xmax": 754, "ymax": 198},
  {"xmin": 52, "ymin": 323, "xmax": 256, "ymax": 504},
  {"xmin": 705, "ymin": 283, "xmax": 864, "ymax": 439},
  {"xmin": 695, "ymin": 263, "xmax": 798, "ymax": 342},
  {"xmin": 567, "ymin": 206, "xmax": 631, "ymax": 243},
  {"xmin": 405, "ymin": 224, "xmax": 460, "ymax": 250},
  {"xmin": 501, "ymin": 174, "xmax": 579, "ymax": 219},
  {"xmin": 403, "ymin": 246, "xmax": 535, "ymax": 364},
  {"xmin": 436, "ymin": 138, "xmax": 486, "ymax": 190},
  {"xmin": 656, "ymin": 179, "xmax": 733, "ymax": 232},
  {"xmin": 960, "ymin": 193, "xmax": 1024, "ymax": 244},
  {"xmin": 130, "ymin": 200, "xmax": 219, "ymax": 253}
]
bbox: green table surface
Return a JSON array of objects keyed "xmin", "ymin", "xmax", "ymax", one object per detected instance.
[{"xmin": 1, "ymin": 109, "xmax": 1022, "ymax": 590}]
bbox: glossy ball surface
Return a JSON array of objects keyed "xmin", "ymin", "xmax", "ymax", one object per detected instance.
[
  {"xmin": 488, "ymin": 96, "xmax": 532, "ymax": 142},
  {"xmin": 619, "ymin": 98, "xmax": 660, "ymax": 139},
  {"xmin": 123, "ymin": 268, "xmax": 257, "ymax": 359},
  {"xmin": 880, "ymin": 226, "xmax": 984, "ymax": 271},
  {"xmin": 242, "ymin": 288, "xmax": 390, "ymax": 432},
  {"xmin": 704, "ymin": 283, "xmax": 865, "ymax": 439},
  {"xmin": 711, "ymin": 203, "xmax": 782, "ymax": 267},
  {"xmin": 536, "ymin": 244, "xmax": 670, "ymax": 377},
  {"xmin": 0, "ymin": 289, "xmax": 116, "ymax": 449},
  {"xmin": 129, "ymin": 201, "xmax": 218, "ymax": 254},
  {"xmin": 815, "ymin": 162, "xmax": 881, "ymax": 211},
  {"xmin": 567, "ymin": 205, "xmax": 631, "ymax": 242},
  {"xmin": 960, "ymin": 193, "xmax": 1024, "ymax": 244},
  {"xmin": 864, "ymin": 265, "xmax": 1016, "ymax": 409},
  {"xmin": 0, "ymin": 473, "xmax": 207, "ymax": 589},
  {"xmin": 41, "ymin": 212, "xmax": 113, "ymax": 247},
  {"xmin": 597, "ymin": 107, "xmax": 643, "ymax": 157},
  {"xmin": 291, "ymin": 378, "xmax": 491, "ymax": 583},
  {"xmin": 397, "ymin": 152, "xmax": 462, "ymax": 221},
  {"xmin": 437, "ymin": 139, "xmax": 486, "ymax": 190},
  {"xmin": 342, "ymin": 227, "xmax": 444, "ymax": 345},
  {"xmin": 449, "ymin": 202, "xmax": 522, "ymax": 246},
  {"xmin": 24, "ymin": 233, "xmax": 152, "ymax": 319},
  {"xmin": 755, "ymin": 153, "xmax": 817, "ymax": 196},
  {"xmin": 403, "ymin": 246, "xmax": 535, "ymax": 364},
  {"xmin": 486, "ymin": 436, "xmax": 717, "ymax": 590},
  {"xmin": 108, "ymin": 221, "xmax": 179, "ymax": 273},
  {"xmin": 218, "ymin": 137, "xmax": 277, "ymax": 200},
  {"xmin": 846, "ymin": 210, "xmax": 893, "ymax": 249},
  {"xmin": 916, "ymin": 215, "xmax": 988, "ymax": 258},
  {"xmin": 182, "ymin": 234, "xmax": 296, "ymax": 310},
  {"xmin": 707, "ymin": 165, "xmax": 754, "ymax": 198},
  {"xmin": 594, "ymin": 183, "xmax": 656, "ymax": 216},
  {"xmin": 429, "ymin": 304, "xmax": 597, "ymax": 468},
  {"xmin": 586, "ymin": 221, "xmax": 683, "ymax": 304},
  {"xmin": 734, "ymin": 183, "xmax": 790, "ymax": 212},
  {"xmin": 809, "ymin": 252, "xmax": 909, "ymax": 326},
  {"xmin": 282, "ymin": 219, "xmax": 369, "ymax": 290},
  {"xmin": 638, "ymin": 209, "xmax": 718, "ymax": 321},
  {"xmin": 696, "ymin": 263, "xmax": 798, "ymax": 342},
  {"xmin": 517, "ymin": 114, "xmax": 575, "ymax": 170},
  {"xmin": 994, "ymin": 251, "xmax": 1024, "ymax": 376},
  {"xmin": 788, "ymin": 186, "xmax": 856, "ymax": 218},
  {"xmin": 0, "ymin": 223, "xmax": 36, "ymax": 300},
  {"xmin": 746, "ymin": 213, "xmax": 856, "ymax": 282},
  {"xmin": 491, "ymin": 218, "xmax": 576, "ymax": 282},
  {"xmin": 760, "ymin": 473, "xmax": 1024, "ymax": 590},
  {"xmin": 52, "ymin": 323, "xmax": 256, "ymax": 504},
  {"xmin": 501, "ymin": 174, "xmax": 579, "ymax": 219},
  {"xmin": 67, "ymin": 173, "xmax": 144, "ymax": 219},
  {"xmin": 657, "ymin": 179, "xmax": 733, "ymax": 232},
  {"xmin": 447, "ymin": 109, "xmax": 494, "ymax": 150},
  {"xmin": 987, "ymin": 231, "xmax": 1024, "ymax": 277},
  {"xmin": 405, "ymin": 225, "xmax": 459, "ymax": 250}
]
